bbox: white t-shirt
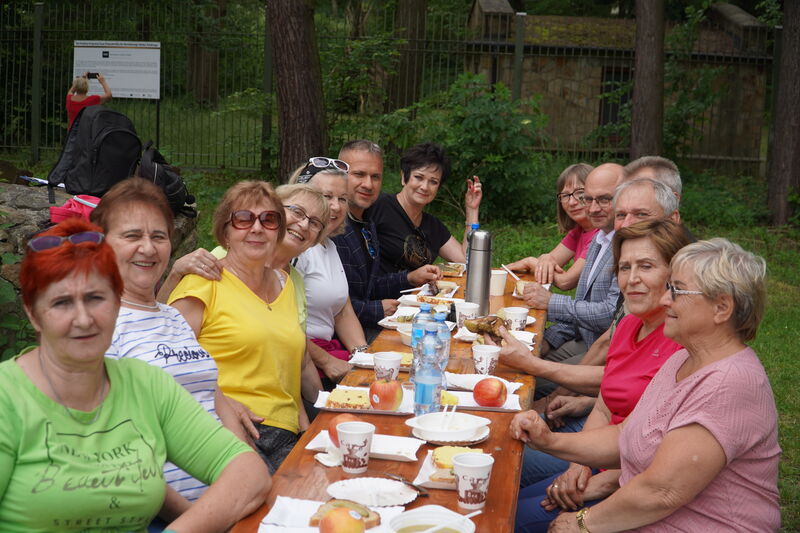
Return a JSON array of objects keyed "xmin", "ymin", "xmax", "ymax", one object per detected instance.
[
  {"xmin": 295, "ymin": 238, "xmax": 349, "ymax": 340},
  {"xmin": 106, "ymin": 303, "xmax": 219, "ymax": 502}
]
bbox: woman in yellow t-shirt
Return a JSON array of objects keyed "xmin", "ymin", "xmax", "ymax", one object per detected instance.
[{"xmin": 170, "ymin": 181, "xmax": 317, "ymax": 473}]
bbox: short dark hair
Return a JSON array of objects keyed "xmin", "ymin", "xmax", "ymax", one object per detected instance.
[{"xmin": 400, "ymin": 143, "xmax": 451, "ymax": 186}]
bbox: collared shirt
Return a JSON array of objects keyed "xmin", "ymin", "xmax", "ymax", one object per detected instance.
[
  {"xmin": 587, "ymin": 229, "xmax": 615, "ymax": 283},
  {"xmin": 331, "ymin": 214, "xmax": 411, "ymax": 329}
]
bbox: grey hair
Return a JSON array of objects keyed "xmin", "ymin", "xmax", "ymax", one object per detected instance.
[
  {"xmin": 623, "ymin": 156, "xmax": 682, "ymax": 197},
  {"xmin": 671, "ymin": 238, "xmax": 767, "ymax": 342},
  {"xmin": 275, "ymin": 184, "xmax": 330, "ymax": 245},
  {"xmin": 339, "ymin": 139, "xmax": 383, "ymax": 158},
  {"xmin": 614, "ymin": 177, "xmax": 679, "ymax": 216}
]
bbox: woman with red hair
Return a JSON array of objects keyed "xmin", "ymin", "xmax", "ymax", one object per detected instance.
[{"xmin": 0, "ymin": 218, "xmax": 270, "ymax": 532}]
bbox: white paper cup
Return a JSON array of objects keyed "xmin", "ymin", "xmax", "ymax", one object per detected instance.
[
  {"xmin": 489, "ymin": 270, "xmax": 507, "ymax": 296},
  {"xmin": 337, "ymin": 421, "xmax": 375, "ymax": 474},
  {"xmin": 455, "ymin": 301, "xmax": 480, "ymax": 329},
  {"xmin": 373, "ymin": 352, "xmax": 403, "ymax": 381},
  {"xmin": 453, "ymin": 453, "xmax": 495, "ymax": 510},
  {"xmin": 472, "ymin": 344, "xmax": 501, "ymax": 375},
  {"xmin": 503, "ymin": 306, "xmax": 529, "ymax": 331}
]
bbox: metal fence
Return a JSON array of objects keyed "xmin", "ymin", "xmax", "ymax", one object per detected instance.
[{"xmin": 1, "ymin": 2, "xmax": 775, "ymax": 173}]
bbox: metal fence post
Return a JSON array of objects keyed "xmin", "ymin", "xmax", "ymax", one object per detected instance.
[
  {"xmin": 260, "ymin": 5, "xmax": 273, "ymax": 175},
  {"xmin": 31, "ymin": 2, "xmax": 44, "ymax": 162},
  {"xmin": 512, "ymin": 12, "xmax": 526, "ymax": 100}
]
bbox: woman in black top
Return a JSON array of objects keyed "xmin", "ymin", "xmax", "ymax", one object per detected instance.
[{"xmin": 370, "ymin": 143, "xmax": 482, "ymax": 273}]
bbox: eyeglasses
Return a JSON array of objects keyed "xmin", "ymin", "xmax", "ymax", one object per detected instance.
[
  {"xmin": 284, "ymin": 204, "xmax": 325, "ymax": 233},
  {"xmin": 665, "ymin": 282, "xmax": 704, "ymax": 300},
  {"xmin": 582, "ymin": 194, "xmax": 614, "ymax": 208},
  {"xmin": 557, "ymin": 188, "xmax": 585, "ymax": 204},
  {"xmin": 28, "ymin": 231, "xmax": 105, "ymax": 252},
  {"xmin": 229, "ymin": 210, "xmax": 282, "ymax": 230},
  {"xmin": 297, "ymin": 157, "xmax": 350, "ymax": 184},
  {"xmin": 361, "ymin": 227, "xmax": 376, "ymax": 259}
]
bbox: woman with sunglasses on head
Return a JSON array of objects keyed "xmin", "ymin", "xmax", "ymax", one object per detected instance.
[
  {"xmin": 506, "ymin": 163, "xmax": 596, "ymax": 290},
  {"xmin": 0, "ymin": 218, "xmax": 269, "ymax": 532},
  {"xmin": 288, "ymin": 158, "xmax": 372, "ymax": 387},
  {"xmin": 511, "ymin": 238, "xmax": 779, "ymax": 533},
  {"xmin": 169, "ymin": 181, "xmax": 313, "ymax": 473},
  {"xmin": 369, "ymin": 143, "xmax": 482, "ymax": 272}
]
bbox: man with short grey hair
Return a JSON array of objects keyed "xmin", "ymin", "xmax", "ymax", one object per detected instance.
[{"xmin": 613, "ymin": 177, "xmax": 680, "ymax": 231}]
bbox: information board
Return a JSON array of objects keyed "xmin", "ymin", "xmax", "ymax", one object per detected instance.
[{"xmin": 73, "ymin": 41, "xmax": 160, "ymax": 100}]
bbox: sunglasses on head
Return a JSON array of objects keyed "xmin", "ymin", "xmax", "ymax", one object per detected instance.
[
  {"xmin": 28, "ymin": 231, "xmax": 105, "ymax": 252},
  {"xmin": 297, "ymin": 157, "xmax": 350, "ymax": 184},
  {"xmin": 229, "ymin": 210, "xmax": 282, "ymax": 230}
]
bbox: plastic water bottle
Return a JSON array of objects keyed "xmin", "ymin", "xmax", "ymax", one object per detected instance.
[
  {"xmin": 410, "ymin": 303, "xmax": 434, "ymax": 383},
  {"xmin": 434, "ymin": 312, "xmax": 451, "ymax": 371},
  {"xmin": 465, "ymin": 223, "xmax": 480, "ymax": 268},
  {"xmin": 414, "ymin": 323, "xmax": 443, "ymax": 416}
]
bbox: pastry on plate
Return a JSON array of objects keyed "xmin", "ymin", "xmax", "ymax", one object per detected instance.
[
  {"xmin": 326, "ymin": 388, "xmax": 371, "ymax": 410},
  {"xmin": 309, "ymin": 499, "xmax": 381, "ymax": 528},
  {"xmin": 430, "ymin": 446, "xmax": 483, "ymax": 482}
]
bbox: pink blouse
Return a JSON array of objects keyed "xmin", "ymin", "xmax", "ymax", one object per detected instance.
[
  {"xmin": 560, "ymin": 226, "xmax": 598, "ymax": 260},
  {"xmin": 619, "ymin": 347, "xmax": 780, "ymax": 531}
]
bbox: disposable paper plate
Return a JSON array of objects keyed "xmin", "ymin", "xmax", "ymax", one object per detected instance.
[
  {"xmin": 306, "ymin": 431, "xmax": 425, "ymax": 462},
  {"xmin": 411, "ymin": 426, "xmax": 490, "ymax": 446},
  {"xmin": 398, "ymin": 294, "xmax": 465, "ymax": 307},
  {"xmin": 349, "ymin": 351, "xmax": 412, "ymax": 371},
  {"xmin": 315, "ymin": 386, "xmax": 414, "ymax": 415},
  {"xmin": 327, "ymin": 477, "xmax": 418, "ymax": 507},
  {"xmin": 445, "ymin": 373, "xmax": 523, "ymax": 393},
  {"xmin": 446, "ymin": 390, "xmax": 522, "ymax": 412},
  {"xmin": 377, "ymin": 306, "xmax": 418, "ymax": 329}
]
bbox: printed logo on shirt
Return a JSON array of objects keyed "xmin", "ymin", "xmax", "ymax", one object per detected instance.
[
  {"xmin": 651, "ymin": 348, "xmax": 660, "ymax": 357},
  {"xmin": 32, "ymin": 419, "xmax": 163, "ymax": 529},
  {"xmin": 156, "ymin": 344, "xmax": 211, "ymax": 364},
  {"xmin": 401, "ymin": 232, "xmax": 432, "ymax": 270}
]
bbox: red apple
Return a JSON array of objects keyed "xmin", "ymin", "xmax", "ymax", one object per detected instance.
[
  {"xmin": 319, "ymin": 507, "xmax": 366, "ymax": 533},
  {"xmin": 369, "ymin": 379, "xmax": 403, "ymax": 411},
  {"xmin": 473, "ymin": 377, "xmax": 508, "ymax": 407},
  {"xmin": 328, "ymin": 413, "xmax": 360, "ymax": 448}
]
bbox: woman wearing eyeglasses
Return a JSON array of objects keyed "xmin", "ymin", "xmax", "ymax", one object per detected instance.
[
  {"xmin": 169, "ymin": 181, "xmax": 313, "ymax": 472},
  {"xmin": 506, "ymin": 163, "xmax": 596, "ymax": 290},
  {"xmin": 0, "ymin": 218, "xmax": 269, "ymax": 532},
  {"xmin": 288, "ymin": 158, "xmax": 372, "ymax": 387},
  {"xmin": 510, "ymin": 237, "xmax": 779, "ymax": 533},
  {"xmin": 369, "ymin": 143, "xmax": 482, "ymax": 272}
]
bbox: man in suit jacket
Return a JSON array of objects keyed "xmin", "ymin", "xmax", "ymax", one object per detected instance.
[{"xmin": 523, "ymin": 163, "xmax": 623, "ymax": 364}]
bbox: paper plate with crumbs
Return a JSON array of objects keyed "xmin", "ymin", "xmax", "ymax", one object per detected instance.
[{"xmin": 327, "ymin": 477, "xmax": 418, "ymax": 507}]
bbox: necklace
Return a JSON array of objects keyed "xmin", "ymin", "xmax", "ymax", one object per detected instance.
[
  {"xmin": 226, "ymin": 265, "xmax": 273, "ymax": 311},
  {"xmin": 39, "ymin": 350, "xmax": 107, "ymax": 425},
  {"xmin": 120, "ymin": 297, "xmax": 159, "ymax": 310}
]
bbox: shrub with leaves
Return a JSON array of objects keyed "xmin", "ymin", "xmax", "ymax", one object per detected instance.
[{"xmin": 376, "ymin": 73, "xmax": 552, "ymax": 223}]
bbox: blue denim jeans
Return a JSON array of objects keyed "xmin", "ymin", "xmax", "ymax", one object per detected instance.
[
  {"xmin": 519, "ymin": 413, "xmax": 587, "ymax": 488},
  {"xmin": 515, "ymin": 472, "xmax": 602, "ymax": 533}
]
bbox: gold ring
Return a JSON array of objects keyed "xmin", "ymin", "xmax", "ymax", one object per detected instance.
[{"xmin": 552, "ymin": 483, "xmax": 558, "ymax": 489}]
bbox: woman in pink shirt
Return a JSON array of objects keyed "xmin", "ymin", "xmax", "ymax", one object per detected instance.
[
  {"xmin": 513, "ymin": 238, "xmax": 780, "ymax": 532},
  {"xmin": 507, "ymin": 163, "xmax": 597, "ymax": 290}
]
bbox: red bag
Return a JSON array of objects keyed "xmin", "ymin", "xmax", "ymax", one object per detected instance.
[{"xmin": 49, "ymin": 195, "xmax": 101, "ymax": 223}]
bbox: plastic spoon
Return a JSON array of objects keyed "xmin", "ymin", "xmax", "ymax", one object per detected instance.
[{"xmin": 501, "ymin": 264, "xmax": 521, "ymax": 281}]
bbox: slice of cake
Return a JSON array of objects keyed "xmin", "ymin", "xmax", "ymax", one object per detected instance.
[
  {"xmin": 326, "ymin": 388, "xmax": 370, "ymax": 410},
  {"xmin": 430, "ymin": 446, "xmax": 483, "ymax": 482}
]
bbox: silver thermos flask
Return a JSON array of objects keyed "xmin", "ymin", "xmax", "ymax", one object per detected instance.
[{"xmin": 465, "ymin": 229, "xmax": 491, "ymax": 316}]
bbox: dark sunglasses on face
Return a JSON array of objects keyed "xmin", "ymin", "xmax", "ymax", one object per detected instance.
[
  {"xmin": 229, "ymin": 210, "xmax": 282, "ymax": 230},
  {"xmin": 284, "ymin": 204, "xmax": 325, "ymax": 233},
  {"xmin": 28, "ymin": 231, "xmax": 105, "ymax": 252}
]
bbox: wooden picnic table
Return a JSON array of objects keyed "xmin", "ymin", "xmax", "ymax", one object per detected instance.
[{"xmin": 232, "ymin": 273, "xmax": 546, "ymax": 533}]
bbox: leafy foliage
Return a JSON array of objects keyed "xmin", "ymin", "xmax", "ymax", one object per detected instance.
[{"xmin": 376, "ymin": 73, "xmax": 553, "ymax": 223}]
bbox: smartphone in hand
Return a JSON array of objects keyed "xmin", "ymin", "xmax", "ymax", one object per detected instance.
[{"xmin": 87, "ymin": 72, "xmax": 99, "ymax": 79}]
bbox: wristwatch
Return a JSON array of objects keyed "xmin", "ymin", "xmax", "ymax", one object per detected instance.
[{"xmin": 576, "ymin": 508, "xmax": 592, "ymax": 533}]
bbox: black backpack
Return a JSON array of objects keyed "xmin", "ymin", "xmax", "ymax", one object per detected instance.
[
  {"xmin": 136, "ymin": 141, "xmax": 197, "ymax": 217},
  {"xmin": 47, "ymin": 106, "xmax": 141, "ymax": 202}
]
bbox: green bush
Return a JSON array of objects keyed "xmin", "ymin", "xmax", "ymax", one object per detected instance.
[
  {"xmin": 680, "ymin": 169, "xmax": 770, "ymax": 229},
  {"xmin": 376, "ymin": 73, "xmax": 553, "ymax": 224}
]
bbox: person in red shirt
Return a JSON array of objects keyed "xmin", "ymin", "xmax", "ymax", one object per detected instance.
[{"xmin": 66, "ymin": 72, "xmax": 112, "ymax": 129}]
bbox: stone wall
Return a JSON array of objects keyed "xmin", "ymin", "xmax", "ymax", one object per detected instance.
[{"xmin": 0, "ymin": 181, "xmax": 197, "ymax": 315}]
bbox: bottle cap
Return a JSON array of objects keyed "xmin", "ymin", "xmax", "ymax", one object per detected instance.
[
  {"xmin": 471, "ymin": 223, "xmax": 480, "ymax": 230},
  {"xmin": 420, "ymin": 303, "xmax": 432, "ymax": 311},
  {"xmin": 434, "ymin": 312, "xmax": 447, "ymax": 321}
]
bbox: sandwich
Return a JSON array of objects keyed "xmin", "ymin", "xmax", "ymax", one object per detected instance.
[
  {"xmin": 515, "ymin": 280, "xmax": 532, "ymax": 297},
  {"xmin": 309, "ymin": 499, "xmax": 381, "ymax": 528},
  {"xmin": 440, "ymin": 262, "xmax": 465, "ymax": 277},
  {"xmin": 417, "ymin": 294, "xmax": 455, "ymax": 307},
  {"xmin": 326, "ymin": 388, "xmax": 371, "ymax": 410},
  {"xmin": 430, "ymin": 446, "xmax": 483, "ymax": 483},
  {"xmin": 463, "ymin": 315, "xmax": 507, "ymax": 342}
]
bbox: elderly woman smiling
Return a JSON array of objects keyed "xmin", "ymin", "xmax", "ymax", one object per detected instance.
[
  {"xmin": 0, "ymin": 218, "xmax": 268, "ymax": 532},
  {"xmin": 170, "ymin": 181, "xmax": 315, "ymax": 473},
  {"xmin": 512, "ymin": 238, "xmax": 780, "ymax": 532}
]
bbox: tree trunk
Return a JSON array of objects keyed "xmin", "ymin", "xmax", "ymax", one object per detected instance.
[
  {"xmin": 386, "ymin": 0, "xmax": 427, "ymax": 111},
  {"xmin": 630, "ymin": 0, "xmax": 664, "ymax": 159},
  {"xmin": 267, "ymin": 0, "xmax": 327, "ymax": 182},
  {"xmin": 767, "ymin": 5, "xmax": 800, "ymax": 225},
  {"xmin": 188, "ymin": 0, "xmax": 226, "ymax": 106}
]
